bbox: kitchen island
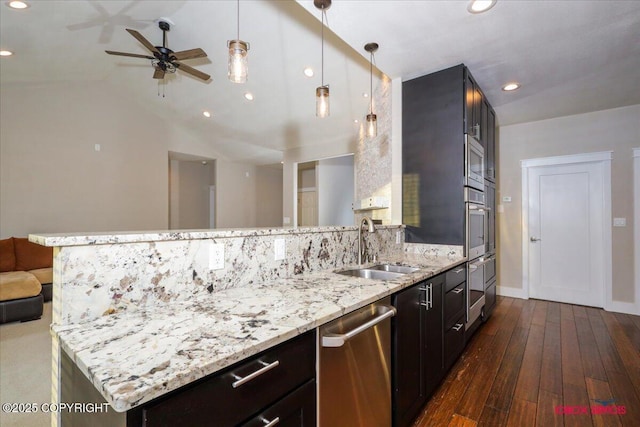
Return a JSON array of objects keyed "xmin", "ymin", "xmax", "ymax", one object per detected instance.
[{"xmin": 33, "ymin": 226, "xmax": 464, "ymax": 426}]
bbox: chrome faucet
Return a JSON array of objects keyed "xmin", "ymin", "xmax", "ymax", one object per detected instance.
[{"xmin": 358, "ymin": 217, "xmax": 376, "ymax": 265}]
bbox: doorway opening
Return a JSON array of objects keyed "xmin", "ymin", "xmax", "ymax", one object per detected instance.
[{"xmin": 168, "ymin": 152, "xmax": 216, "ymax": 230}]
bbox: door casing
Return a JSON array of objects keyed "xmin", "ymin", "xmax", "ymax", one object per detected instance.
[{"xmin": 521, "ymin": 151, "xmax": 612, "ymax": 309}]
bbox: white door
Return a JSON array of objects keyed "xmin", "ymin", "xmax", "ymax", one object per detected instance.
[{"xmin": 526, "ymin": 160, "xmax": 607, "ymax": 307}]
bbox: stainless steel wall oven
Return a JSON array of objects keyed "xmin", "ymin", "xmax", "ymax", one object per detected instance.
[
  {"xmin": 465, "ymin": 187, "xmax": 487, "ymax": 260},
  {"xmin": 465, "ymin": 135, "xmax": 485, "ymax": 191}
]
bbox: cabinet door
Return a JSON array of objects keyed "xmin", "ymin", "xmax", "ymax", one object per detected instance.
[
  {"xmin": 481, "ymin": 97, "xmax": 489, "ymax": 149},
  {"xmin": 484, "ymin": 180, "xmax": 496, "ymax": 253},
  {"xmin": 486, "ymin": 107, "xmax": 496, "ymax": 181},
  {"xmin": 464, "ymin": 72, "xmax": 476, "ymax": 135},
  {"xmin": 423, "ymin": 275, "xmax": 444, "ymax": 399},
  {"xmin": 392, "ymin": 284, "xmax": 426, "ymax": 427}
]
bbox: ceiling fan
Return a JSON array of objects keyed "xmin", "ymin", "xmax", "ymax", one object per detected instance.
[{"xmin": 106, "ymin": 20, "xmax": 210, "ymax": 81}]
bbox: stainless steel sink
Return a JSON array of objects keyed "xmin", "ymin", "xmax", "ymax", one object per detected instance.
[
  {"xmin": 337, "ymin": 269, "xmax": 404, "ymax": 281},
  {"xmin": 336, "ymin": 264, "xmax": 419, "ymax": 281},
  {"xmin": 369, "ymin": 264, "xmax": 420, "ymax": 274}
]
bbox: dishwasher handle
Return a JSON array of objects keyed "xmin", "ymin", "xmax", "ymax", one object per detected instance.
[{"xmin": 321, "ymin": 305, "xmax": 397, "ymax": 348}]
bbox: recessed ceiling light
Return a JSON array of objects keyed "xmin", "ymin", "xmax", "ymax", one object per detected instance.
[
  {"xmin": 244, "ymin": 92, "xmax": 254, "ymax": 101},
  {"xmin": 502, "ymin": 82, "xmax": 520, "ymax": 91},
  {"xmin": 467, "ymin": 0, "xmax": 496, "ymax": 14},
  {"xmin": 303, "ymin": 67, "xmax": 314, "ymax": 77},
  {"xmin": 203, "ymin": 111, "xmax": 211, "ymax": 118},
  {"xmin": 0, "ymin": 50, "xmax": 13, "ymax": 56},
  {"xmin": 7, "ymin": 1, "xmax": 29, "ymax": 9},
  {"xmin": 362, "ymin": 93, "xmax": 369, "ymax": 98},
  {"xmin": 354, "ymin": 119, "xmax": 359, "ymax": 124}
]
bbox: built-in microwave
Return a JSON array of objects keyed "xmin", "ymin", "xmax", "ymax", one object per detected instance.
[
  {"xmin": 465, "ymin": 187, "xmax": 488, "ymax": 260},
  {"xmin": 465, "ymin": 135, "xmax": 485, "ymax": 191}
]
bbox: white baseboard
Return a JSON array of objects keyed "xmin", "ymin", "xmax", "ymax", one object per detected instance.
[
  {"xmin": 606, "ymin": 300, "xmax": 640, "ymax": 315},
  {"xmin": 497, "ymin": 285, "xmax": 529, "ymax": 300}
]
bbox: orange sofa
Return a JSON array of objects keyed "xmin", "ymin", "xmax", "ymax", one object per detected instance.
[{"xmin": 0, "ymin": 237, "xmax": 53, "ymax": 323}]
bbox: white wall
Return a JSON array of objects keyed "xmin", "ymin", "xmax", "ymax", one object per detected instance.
[
  {"xmin": 0, "ymin": 80, "xmax": 285, "ymax": 237},
  {"xmin": 256, "ymin": 166, "xmax": 284, "ymax": 227},
  {"xmin": 498, "ymin": 104, "xmax": 639, "ymax": 304}
]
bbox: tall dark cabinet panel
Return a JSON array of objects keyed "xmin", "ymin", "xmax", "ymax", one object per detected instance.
[
  {"xmin": 392, "ymin": 275, "xmax": 444, "ymax": 427},
  {"xmin": 403, "ymin": 65, "xmax": 465, "ymax": 244}
]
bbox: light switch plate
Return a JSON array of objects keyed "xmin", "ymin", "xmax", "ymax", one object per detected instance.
[
  {"xmin": 274, "ymin": 238, "xmax": 286, "ymax": 260},
  {"xmin": 613, "ymin": 218, "xmax": 626, "ymax": 227},
  {"xmin": 209, "ymin": 243, "xmax": 224, "ymax": 270}
]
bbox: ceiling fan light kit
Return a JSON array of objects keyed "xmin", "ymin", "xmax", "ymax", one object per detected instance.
[
  {"xmin": 105, "ymin": 20, "xmax": 210, "ymax": 82},
  {"xmin": 315, "ymin": 0, "xmax": 331, "ymax": 118}
]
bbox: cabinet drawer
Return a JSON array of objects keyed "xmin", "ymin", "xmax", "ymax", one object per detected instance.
[
  {"xmin": 445, "ymin": 265, "xmax": 466, "ymax": 292},
  {"xmin": 444, "ymin": 316, "xmax": 465, "ymax": 370},
  {"xmin": 142, "ymin": 331, "xmax": 316, "ymax": 427},
  {"xmin": 443, "ymin": 283, "xmax": 465, "ymax": 330},
  {"xmin": 484, "ymin": 255, "xmax": 496, "ymax": 284},
  {"xmin": 241, "ymin": 380, "xmax": 316, "ymax": 427}
]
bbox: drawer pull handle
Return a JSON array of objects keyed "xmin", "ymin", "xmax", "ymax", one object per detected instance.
[
  {"xmin": 231, "ymin": 360, "xmax": 280, "ymax": 388},
  {"xmin": 452, "ymin": 287, "xmax": 464, "ymax": 294},
  {"xmin": 452, "ymin": 323, "xmax": 464, "ymax": 332},
  {"xmin": 453, "ymin": 268, "xmax": 464, "ymax": 274},
  {"xmin": 261, "ymin": 416, "xmax": 280, "ymax": 427}
]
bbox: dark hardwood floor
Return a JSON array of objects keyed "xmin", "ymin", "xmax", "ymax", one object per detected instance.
[{"xmin": 414, "ymin": 296, "xmax": 640, "ymax": 426}]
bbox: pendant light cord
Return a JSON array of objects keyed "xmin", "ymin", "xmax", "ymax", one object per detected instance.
[
  {"xmin": 370, "ymin": 51, "xmax": 373, "ymax": 114},
  {"xmin": 321, "ymin": 8, "xmax": 325, "ymax": 87},
  {"xmin": 236, "ymin": 0, "xmax": 240, "ymax": 40}
]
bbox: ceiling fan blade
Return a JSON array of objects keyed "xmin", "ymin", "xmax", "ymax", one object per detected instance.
[
  {"xmin": 153, "ymin": 68, "xmax": 165, "ymax": 79},
  {"xmin": 126, "ymin": 28, "xmax": 159, "ymax": 54},
  {"xmin": 175, "ymin": 62, "xmax": 210, "ymax": 81},
  {"xmin": 171, "ymin": 48, "xmax": 207, "ymax": 61},
  {"xmin": 105, "ymin": 50, "xmax": 154, "ymax": 59}
]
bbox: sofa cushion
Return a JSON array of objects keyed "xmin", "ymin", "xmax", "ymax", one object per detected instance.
[
  {"xmin": 0, "ymin": 271, "xmax": 42, "ymax": 302},
  {"xmin": 13, "ymin": 238, "xmax": 53, "ymax": 271},
  {"xmin": 29, "ymin": 268, "xmax": 53, "ymax": 285},
  {"xmin": 0, "ymin": 238, "xmax": 16, "ymax": 272}
]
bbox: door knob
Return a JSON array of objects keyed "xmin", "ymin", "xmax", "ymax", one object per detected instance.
[{"xmin": 530, "ymin": 236, "xmax": 541, "ymax": 242}]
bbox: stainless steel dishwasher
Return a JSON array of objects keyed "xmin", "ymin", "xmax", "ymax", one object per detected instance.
[{"xmin": 319, "ymin": 297, "xmax": 396, "ymax": 426}]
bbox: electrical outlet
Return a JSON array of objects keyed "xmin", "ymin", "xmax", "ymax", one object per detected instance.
[
  {"xmin": 613, "ymin": 218, "xmax": 626, "ymax": 227},
  {"xmin": 396, "ymin": 231, "xmax": 402, "ymax": 244},
  {"xmin": 274, "ymin": 238, "xmax": 286, "ymax": 260},
  {"xmin": 209, "ymin": 242, "xmax": 224, "ymax": 270}
]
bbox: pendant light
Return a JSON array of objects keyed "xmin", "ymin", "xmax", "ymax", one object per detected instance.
[
  {"xmin": 364, "ymin": 42, "xmax": 379, "ymax": 138},
  {"xmin": 228, "ymin": 0, "xmax": 249, "ymax": 83},
  {"xmin": 315, "ymin": 0, "xmax": 331, "ymax": 118}
]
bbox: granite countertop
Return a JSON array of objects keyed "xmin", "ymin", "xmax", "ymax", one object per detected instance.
[{"xmin": 53, "ymin": 253, "xmax": 465, "ymax": 412}]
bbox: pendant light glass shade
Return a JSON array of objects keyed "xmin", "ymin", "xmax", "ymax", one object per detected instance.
[
  {"xmin": 228, "ymin": 0, "xmax": 248, "ymax": 83},
  {"xmin": 227, "ymin": 40, "xmax": 249, "ymax": 83},
  {"xmin": 316, "ymin": 86, "xmax": 330, "ymax": 118},
  {"xmin": 366, "ymin": 113, "xmax": 377, "ymax": 138}
]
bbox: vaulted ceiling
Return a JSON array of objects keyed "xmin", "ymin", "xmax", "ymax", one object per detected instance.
[{"xmin": 2, "ymin": 1, "xmax": 639, "ymax": 165}]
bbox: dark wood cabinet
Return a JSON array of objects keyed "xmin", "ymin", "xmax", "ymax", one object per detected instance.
[
  {"xmin": 129, "ymin": 331, "xmax": 316, "ymax": 427},
  {"xmin": 241, "ymin": 380, "xmax": 316, "ymax": 427},
  {"xmin": 484, "ymin": 180, "xmax": 496, "ymax": 254},
  {"xmin": 403, "ymin": 65, "xmax": 465, "ymax": 245},
  {"xmin": 444, "ymin": 315, "xmax": 466, "ymax": 371},
  {"xmin": 485, "ymin": 106, "xmax": 496, "ymax": 182},
  {"xmin": 392, "ymin": 274, "xmax": 444, "ymax": 427}
]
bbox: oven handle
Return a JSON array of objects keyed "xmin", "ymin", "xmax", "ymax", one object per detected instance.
[
  {"xmin": 321, "ymin": 305, "xmax": 397, "ymax": 348},
  {"xmin": 469, "ymin": 257, "xmax": 493, "ymax": 270},
  {"xmin": 468, "ymin": 204, "xmax": 491, "ymax": 211}
]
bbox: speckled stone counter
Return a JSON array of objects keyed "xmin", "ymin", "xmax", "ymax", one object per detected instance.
[{"xmin": 52, "ymin": 252, "xmax": 465, "ymax": 413}]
